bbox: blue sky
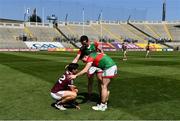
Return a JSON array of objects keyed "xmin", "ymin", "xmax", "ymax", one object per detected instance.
[{"xmin": 0, "ymin": 0, "xmax": 180, "ymax": 22}]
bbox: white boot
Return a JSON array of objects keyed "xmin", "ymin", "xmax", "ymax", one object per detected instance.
[
  {"xmin": 92, "ymin": 103, "xmax": 107, "ymax": 111},
  {"xmin": 55, "ymin": 104, "xmax": 67, "ymax": 110}
]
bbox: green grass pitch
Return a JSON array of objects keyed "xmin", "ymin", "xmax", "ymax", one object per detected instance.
[{"xmin": 0, "ymin": 51, "xmax": 180, "ymax": 120}]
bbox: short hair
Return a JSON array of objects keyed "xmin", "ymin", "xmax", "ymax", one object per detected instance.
[
  {"xmin": 80, "ymin": 35, "xmax": 88, "ymax": 43},
  {"xmin": 66, "ymin": 63, "xmax": 79, "ymax": 72}
]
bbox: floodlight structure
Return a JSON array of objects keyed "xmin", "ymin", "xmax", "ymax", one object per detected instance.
[
  {"xmin": 162, "ymin": 0, "xmax": 166, "ymax": 21},
  {"xmin": 65, "ymin": 13, "xmax": 68, "ymax": 25}
]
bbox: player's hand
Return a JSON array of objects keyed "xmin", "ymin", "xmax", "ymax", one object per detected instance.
[
  {"xmin": 75, "ymin": 105, "xmax": 80, "ymax": 110},
  {"xmin": 69, "ymin": 74, "xmax": 77, "ymax": 79}
]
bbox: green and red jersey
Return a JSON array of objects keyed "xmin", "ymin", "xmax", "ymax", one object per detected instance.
[
  {"xmin": 78, "ymin": 41, "xmax": 99, "ymax": 55},
  {"xmin": 86, "ymin": 52, "xmax": 116, "ymax": 69}
]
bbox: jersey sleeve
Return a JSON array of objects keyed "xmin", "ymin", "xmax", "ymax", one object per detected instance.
[
  {"xmin": 94, "ymin": 41, "xmax": 99, "ymax": 49},
  {"xmin": 77, "ymin": 49, "xmax": 81, "ymax": 54},
  {"xmin": 86, "ymin": 56, "xmax": 94, "ymax": 63}
]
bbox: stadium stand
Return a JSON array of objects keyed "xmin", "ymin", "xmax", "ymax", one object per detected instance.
[
  {"xmin": 0, "ymin": 23, "xmax": 28, "ymax": 49},
  {"xmin": 0, "ymin": 19, "xmax": 180, "ymax": 51}
]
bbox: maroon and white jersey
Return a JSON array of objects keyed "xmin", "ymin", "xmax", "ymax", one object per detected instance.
[{"xmin": 51, "ymin": 71, "xmax": 74, "ymax": 93}]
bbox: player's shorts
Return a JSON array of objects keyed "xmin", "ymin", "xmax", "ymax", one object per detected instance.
[
  {"xmin": 51, "ymin": 91, "xmax": 65, "ymax": 100},
  {"xmin": 87, "ymin": 66, "xmax": 103, "ymax": 77},
  {"xmin": 102, "ymin": 65, "xmax": 117, "ymax": 78}
]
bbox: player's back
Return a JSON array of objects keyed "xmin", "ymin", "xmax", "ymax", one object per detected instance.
[{"xmin": 51, "ymin": 71, "xmax": 73, "ymax": 93}]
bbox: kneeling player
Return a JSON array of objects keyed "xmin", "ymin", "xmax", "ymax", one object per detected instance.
[{"xmin": 50, "ymin": 63, "xmax": 79, "ymax": 110}]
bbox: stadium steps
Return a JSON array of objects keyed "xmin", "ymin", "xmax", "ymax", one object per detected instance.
[
  {"xmin": 0, "ymin": 27, "xmax": 28, "ymax": 49},
  {"xmin": 90, "ymin": 25, "xmax": 103, "ymax": 39},
  {"xmin": 163, "ymin": 23, "xmax": 173, "ymax": 40},
  {"xmin": 144, "ymin": 24, "xmax": 161, "ymax": 38},
  {"xmin": 91, "ymin": 25, "xmax": 112, "ymax": 39},
  {"xmin": 127, "ymin": 22, "xmax": 158, "ymax": 41},
  {"xmin": 102, "ymin": 25, "xmax": 122, "ymax": 41},
  {"xmin": 151, "ymin": 24, "xmax": 168, "ymax": 39},
  {"xmin": 103, "ymin": 25, "xmax": 123, "ymax": 42},
  {"xmin": 121, "ymin": 24, "xmax": 146, "ymax": 42},
  {"xmin": 118, "ymin": 24, "xmax": 141, "ymax": 41},
  {"xmin": 91, "ymin": 24, "xmax": 123, "ymax": 41},
  {"xmin": 66, "ymin": 26, "xmax": 77, "ymax": 36},
  {"xmin": 24, "ymin": 26, "xmax": 33, "ymax": 38},
  {"xmin": 54, "ymin": 26, "xmax": 79, "ymax": 48},
  {"xmin": 126, "ymin": 23, "xmax": 148, "ymax": 42},
  {"xmin": 167, "ymin": 24, "xmax": 180, "ymax": 41}
]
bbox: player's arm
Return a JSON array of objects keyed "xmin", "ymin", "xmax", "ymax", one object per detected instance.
[
  {"xmin": 69, "ymin": 62, "xmax": 92, "ymax": 79},
  {"xmin": 72, "ymin": 49, "xmax": 82, "ymax": 63},
  {"xmin": 95, "ymin": 41, "xmax": 104, "ymax": 53},
  {"xmin": 72, "ymin": 54, "xmax": 81, "ymax": 63},
  {"xmin": 69, "ymin": 85, "xmax": 78, "ymax": 93},
  {"xmin": 76, "ymin": 62, "xmax": 92, "ymax": 77},
  {"xmin": 97, "ymin": 46, "xmax": 104, "ymax": 53}
]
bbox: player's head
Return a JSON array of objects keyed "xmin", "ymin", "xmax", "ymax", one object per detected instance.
[
  {"xmin": 80, "ymin": 35, "xmax": 89, "ymax": 47},
  {"xmin": 66, "ymin": 63, "xmax": 79, "ymax": 74},
  {"xmin": 79, "ymin": 53, "xmax": 89, "ymax": 63}
]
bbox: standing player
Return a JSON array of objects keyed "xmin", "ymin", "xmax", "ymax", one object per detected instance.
[
  {"xmin": 122, "ymin": 42, "xmax": 127, "ymax": 60},
  {"xmin": 72, "ymin": 35, "xmax": 103, "ymax": 100},
  {"xmin": 70, "ymin": 52, "xmax": 117, "ymax": 111},
  {"xmin": 50, "ymin": 63, "xmax": 79, "ymax": 110},
  {"xmin": 145, "ymin": 42, "xmax": 150, "ymax": 58}
]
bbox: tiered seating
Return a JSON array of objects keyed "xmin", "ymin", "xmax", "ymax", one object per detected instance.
[
  {"xmin": 1, "ymin": 20, "xmax": 180, "ymax": 50},
  {"xmin": 134, "ymin": 24, "xmax": 160, "ymax": 39},
  {"xmin": 148, "ymin": 24, "xmax": 168, "ymax": 39},
  {"xmin": 28, "ymin": 27, "xmax": 60, "ymax": 41},
  {"xmin": 167, "ymin": 24, "xmax": 180, "ymax": 40},
  {"xmin": 27, "ymin": 26, "xmax": 75, "ymax": 48},
  {"xmin": 0, "ymin": 27, "xmax": 27, "ymax": 49}
]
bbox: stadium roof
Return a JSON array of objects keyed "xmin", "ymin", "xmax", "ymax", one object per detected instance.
[{"xmin": 0, "ymin": 18, "xmax": 23, "ymax": 23}]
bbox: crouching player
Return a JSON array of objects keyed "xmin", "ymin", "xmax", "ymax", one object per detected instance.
[
  {"xmin": 50, "ymin": 63, "xmax": 80, "ymax": 110},
  {"xmin": 70, "ymin": 52, "xmax": 117, "ymax": 111}
]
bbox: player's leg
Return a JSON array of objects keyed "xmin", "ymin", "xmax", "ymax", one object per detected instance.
[
  {"xmin": 92, "ymin": 78, "xmax": 110, "ymax": 111},
  {"xmin": 87, "ymin": 66, "xmax": 97, "ymax": 100},
  {"xmin": 60, "ymin": 91, "xmax": 77, "ymax": 103},
  {"xmin": 92, "ymin": 65, "xmax": 117, "ymax": 111},
  {"xmin": 61, "ymin": 91, "xmax": 80, "ymax": 110},
  {"xmin": 87, "ymin": 76, "xmax": 94, "ymax": 100},
  {"xmin": 53, "ymin": 91, "xmax": 77, "ymax": 110},
  {"xmin": 146, "ymin": 50, "xmax": 149, "ymax": 57},
  {"xmin": 101, "ymin": 78, "xmax": 110, "ymax": 104},
  {"xmin": 51, "ymin": 91, "xmax": 67, "ymax": 110},
  {"xmin": 96, "ymin": 71, "xmax": 103, "ymax": 103},
  {"xmin": 123, "ymin": 51, "xmax": 127, "ymax": 60}
]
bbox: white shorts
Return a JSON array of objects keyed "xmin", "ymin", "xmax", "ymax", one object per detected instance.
[
  {"xmin": 102, "ymin": 65, "xmax": 117, "ymax": 78},
  {"xmin": 87, "ymin": 66, "xmax": 103, "ymax": 77},
  {"xmin": 50, "ymin": 91, "xmax": 65, "ymax": 100}
]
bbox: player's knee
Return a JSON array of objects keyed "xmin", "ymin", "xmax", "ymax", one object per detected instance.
[
  {"xmin": 97, "ymin": 75, "xmax": 102, "ymax": 81},
  {"xmin": 101, "ymin": 84, "xmax": 107, "ymax": 90},
  {"xmin": 71, "ymin": 92, "xmax": 77, "ymax": 99}
]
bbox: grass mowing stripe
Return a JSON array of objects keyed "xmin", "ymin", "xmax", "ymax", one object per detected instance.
[
  {"xmin": 121, "ymin": 66, "xmax": 180, "ymax": 79},
  {"xmin": 124, "ymin": 100, "xmax": 180, "ymax": 120},
  {"xmin": 0, "ymin": 52, "xmax": 74, "ymax": 63},
  {"xmin": 0, "ymin": 51, "xmax": 180, "ymax": 120}
]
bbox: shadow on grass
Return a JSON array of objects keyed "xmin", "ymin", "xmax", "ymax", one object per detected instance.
[
  {"xmin": 0, "ymin": 52, "xmax": 68, "ymax": 84},
  {"xmin": 76, "ymin": 92, "xmax": 100, "ymax": 104}
]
